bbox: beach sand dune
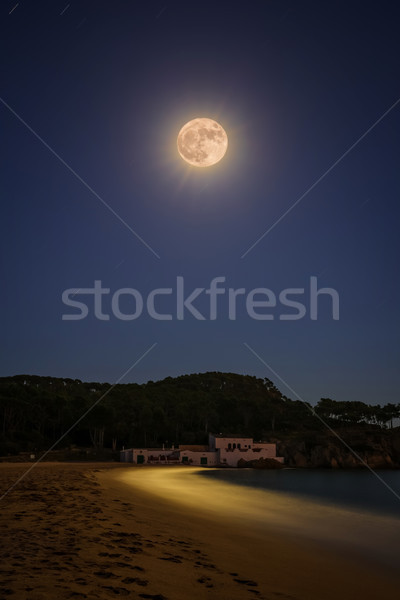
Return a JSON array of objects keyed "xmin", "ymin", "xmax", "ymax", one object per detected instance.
[{"xmin": 1, "ymin": 463, "xmax": 399, "ymax": 600}]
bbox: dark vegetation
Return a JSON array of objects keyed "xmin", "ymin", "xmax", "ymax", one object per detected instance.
[{"xmin": 0, "ymin": 372, "xmax": 399, "ymax": 459}]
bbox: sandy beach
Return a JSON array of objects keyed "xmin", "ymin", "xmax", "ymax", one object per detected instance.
[{"xmin": 1, "ymin": 463, "xmax": 399, "ymax": 600}]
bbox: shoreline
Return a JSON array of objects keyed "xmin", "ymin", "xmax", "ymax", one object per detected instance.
[
  {"xmin": 103, "ymin": 466, "xmax": 400, "ymax": 587},
  {"xmin": 2, "ymin": 455, "xmax": 400, "ymax": 470},
  {"xmin": 1, "ymin": 462, "xmax": 400, "ymax": 600}
]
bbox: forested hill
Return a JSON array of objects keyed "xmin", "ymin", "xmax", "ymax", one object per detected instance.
[{"xmin": 0, "ymin": 372, "xmax": 399, "ymax": 457}]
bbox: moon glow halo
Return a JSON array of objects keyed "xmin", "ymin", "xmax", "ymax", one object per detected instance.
[{"xmin": 177, "ymin": 118, "xmax": 228, "ymax": 167}]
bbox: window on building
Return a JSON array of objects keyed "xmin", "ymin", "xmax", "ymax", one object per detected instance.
[
  {"xmin": 237, "ymin": 443, "xmax": 241, "ymax": 449},
  {"xmin": 200, "ymin": 457, "xmax": 208, "ymax": 465},
  {"xmin": 228, "ymin": 443, "xmax": 231, "ymax": 449},
  {"xmin": 182, "ymin": 456, "xmax": 189, "ymax": 463},
  {"xmin": 233, "ymin": 443, "xmax": 236, "ymax": 449}
]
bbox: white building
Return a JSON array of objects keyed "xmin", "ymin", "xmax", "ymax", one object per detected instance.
[
  {"xmin": 120, "ymin": 447, "xmax": 179, "ymax": 464},
  {"xmin": 120, "ymin": 433, "xmax": 284, "ymax": 467},
  {"xmin": 210, "ymin": 434, "xmax": 283, "ymax": 467}
]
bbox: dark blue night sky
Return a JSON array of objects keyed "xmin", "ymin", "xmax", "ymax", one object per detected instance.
[{"xmin": 1, "ymin": 1, "xmax": 399, "ymax": 405}]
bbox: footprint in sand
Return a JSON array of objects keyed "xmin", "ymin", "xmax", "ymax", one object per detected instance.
[
  {"xmin": 194, "ymin": 560, "xmax": 218, "ymax": 571},
  {"xmin": 197, "ymin": 576, "xmax": 214, "ymax": 588},
  {"xmin": 121, "ymin": 577, "xmax": 148, "ymax": 586},
  {"xmin": 117, "ymin": 563, "xmax": 145, "ymax": 571},
  {"xmin": 233, "ymin": 577, "xmax": 258, "ymax": 587},
  {"xmin": 0, "ymin": 588, "xmax": 14, "ymax": 596},
  {"xmin": 158, "ymin": 556, "xmax": 183, "ymax": 563},
  {"xmin": 94, "ymin": 571, "xmax": 118, "ymax": 579},
  {"xmin": 101, "ymin": 586, "xmax": 130, "ymax": 596},
  {"xmin": 126, "ymin": 546, "xmax": 143, "ymax": 554}
]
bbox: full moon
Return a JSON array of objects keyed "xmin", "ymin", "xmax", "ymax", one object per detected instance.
[{"xmin": 177, "ymin": 118, "xmax": 228, "ymax": 167}]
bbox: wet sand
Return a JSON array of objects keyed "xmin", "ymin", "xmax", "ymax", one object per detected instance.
[{"xmin": 1, "ymin": 462, "xmax": 399, "ymax": 600}]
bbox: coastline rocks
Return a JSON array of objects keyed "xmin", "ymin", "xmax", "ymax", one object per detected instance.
[{"xmin": 277, "ymin": 429, "xmax": 400, "ymax": 469}]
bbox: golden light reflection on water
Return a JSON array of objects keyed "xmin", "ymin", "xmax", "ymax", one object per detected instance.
[{"xmin": 116, "ymin": 467, "xmax": 400, "ymax": 569}]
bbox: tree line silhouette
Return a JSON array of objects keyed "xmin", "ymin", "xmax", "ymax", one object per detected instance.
[{"xmin": 0, "ymin": 372, "xmax": 398, "ymax": 455}]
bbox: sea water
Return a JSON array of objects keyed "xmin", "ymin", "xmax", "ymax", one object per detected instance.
[{"xmin": 198, "ymin": 468, "xmax": 400, "ymax": 518}]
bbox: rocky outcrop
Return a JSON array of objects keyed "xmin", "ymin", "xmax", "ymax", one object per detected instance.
[{"xmin": 276, "ymin": 428, "xmax": 400, "ymax": 469}]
